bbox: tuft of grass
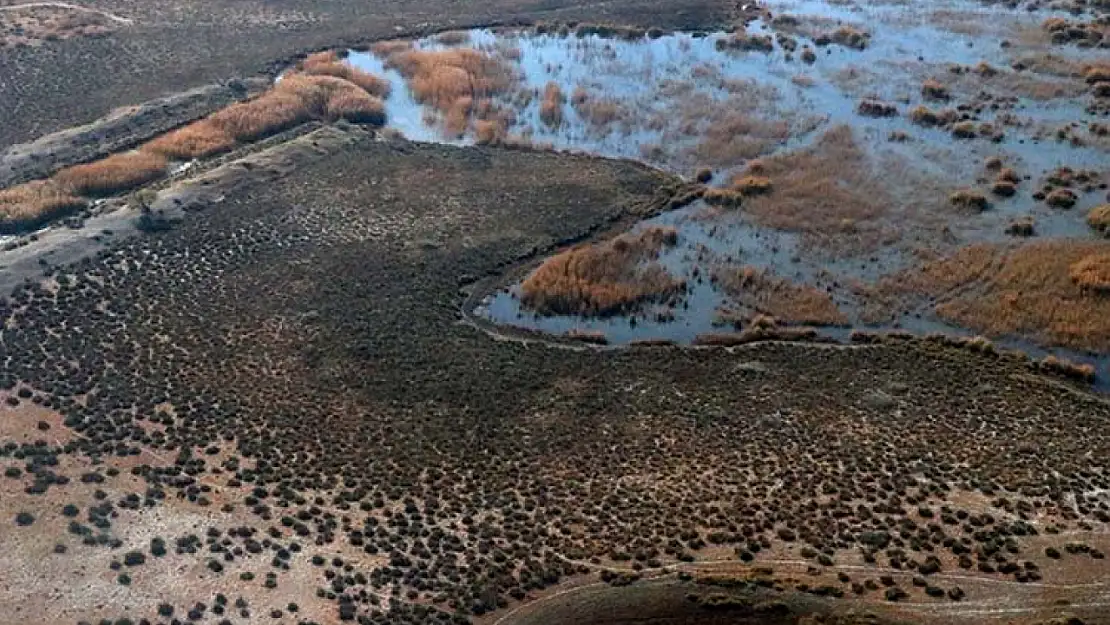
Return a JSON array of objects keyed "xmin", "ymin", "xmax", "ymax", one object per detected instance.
[
  {"xmin": 1087, "ymin": 205, "xmax": 1110, "ymax": 236},
  {"xmin": 1045, "ymin": 188, "xmax": 1078, "ymax": 209},
  {"xmin": 1070, "ymin": 253, "xmax": 1110, "ymax": 293},
  {"xmin": 53, "ymin": 151, "xmax": 168, "ymax": 197},
  {"xmin": 908, "ymin": 105, "xmax": 956, "ymax": 127},
  {"xmin": 857, "ymin": 99, "xmax": 897, "ymax": 117},
  {"xmin": 921, "ymin": 79, "xmax": 950, "ymax": 101},
  {"xmin": 732, "ymin": 175, "xmax": 772, "ymax": 196},
  {"xmin": 1037, "ymin": 355, "xmax": 1096, "ymax": 383},
  {"xmin": 703, "ymin": 188, "xmax": 743, "ymax": 207},
  {"xmin": 716, "ymin": 32, "xmax": 774, "ymax": 53},
  {"xmin": 949, "ymin": 189, "xmax": 988, "ymax": 212},
  {"xmin": 539, "ymin": 82, "xmax": 565, "ymax": 128},
  {"xmin": 142, "ymin": 120, "xmax": 237, "ymax": 160},
  {"xmin": 0, "ymin": 181, "xmax": 86, "ymax": 233},
  {"xmin": 520, "ymin": 226, "xmax": 684, "ymax": 316},
  {"xmin": 950, "ymin": 121, "xmax": 977, "ymax": 139}
]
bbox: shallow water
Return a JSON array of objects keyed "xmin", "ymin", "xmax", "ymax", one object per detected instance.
[{"xmin": 345, "ymin": 0, "xmax": 1110, "ymax": 376}]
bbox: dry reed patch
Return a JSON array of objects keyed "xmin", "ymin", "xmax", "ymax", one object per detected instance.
[
  {"xmin": 53, "ymin": 151, "xmax": 168, "ymax": 197},
  {"xmin": 1071, "ymin": 253, "xmax": 1110, "ymax": 293},
  {"xmin": 0, "ymin": 181, "xmax": 85, "ymax": 232},
  {"xmin": 886, "ymin": 241, "xmax": 1110, "ymax": 352},
  {"xmin": 385, "ymin": 48, "xmax": 517, "ymax": 121},
  {"xmin": 141, "ymin": 120, "xmax": 237, "ymax": 160},
  {"xmin": 326, "ymin": 91, "xmax": 386, "ymax": 125},
  {"xmin": 519, "ymin": 226, "xmax": 684, "ymax": 316},
  {"xmin": 539, "ymin": 82, "xmax": 565, "ymax": 128},
  {"xmin": 1088, "ymin": 205, "xmax": 1110, "ymax": 235},
  {"xmin": 570, "ymin": 89, "xmax": 629, "ymax": 131},
  {"xmin": 298, "ymin": 58, "xmax": 391, "ymax": 98},
  {"xmin": 711, "ymin": 265, "xmax": 848, "ymax": 326},
  {"xmin": 735, "ymin": 125, "xmax": 891, "ymax": 251}
]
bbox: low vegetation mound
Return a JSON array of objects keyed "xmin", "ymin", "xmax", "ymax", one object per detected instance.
[
  {"xmin": 520, "ymin": 226, "xmax": 685, "ymax": 316},
  {"xmin": 1088, "ymin": 205, "xmax": 1110, "ymax": 235}
]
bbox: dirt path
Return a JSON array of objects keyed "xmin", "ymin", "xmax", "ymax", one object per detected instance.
[{"xmin": 0, "ymin": 2, "xmax": 132, "ymax": 23}]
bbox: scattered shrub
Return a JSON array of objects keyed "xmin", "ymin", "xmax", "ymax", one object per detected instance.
[
  {"xmin": 1005, "ymin": 217, "xmax": 1035, "ymax": 237},
  {"xmin": 908, "ymin": 105, "xmax": 955, "ymax": 127},
  {"xmin": 716, "ymin": 32, "xmax": 774, "ymax": 53},
  {"xmin": 951, "ymin": 121, "xmax": 977, "ymax": 139},
  {"xmin": 991, "ymin": 180, "xmax": 1017, "ymax": 197},
  {"xmin": 14, "ymin": 512, "xmax": 35, "ymax": 526}
]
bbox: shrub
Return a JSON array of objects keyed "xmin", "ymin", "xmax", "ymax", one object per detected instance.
[
  {"xmin": 14, "ymin": 512, "xmax": 35, "ymax": 526},
  {"xmin": 716, "ymin": 32, "xmax": 774, "ymax": 53},
  {"xmin": 0, "ymin": 181, "xmax": 87, "ymax": 232},
  {"xmin": 908, "ymin": 105, "xmax": 955, "ymax": 127},
  {"xmin": 703, "ymin": 188, "xmax": 743, "ymax": 207},
  {"xmin": 951, "ymin": 121, "xmax": 977, "ymax": 139},
  {"xmin": 142, "ymin": 120, "xmax": 236, "ymax": 160},
  {"xmin": 53, "ymin": 152, "xmax": 167, "ymax": 197}
]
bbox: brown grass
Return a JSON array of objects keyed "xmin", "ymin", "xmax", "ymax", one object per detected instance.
[
  {"xmin": 208, "ymin": 89, "xmax": 313, "ymax": 142},
  {"xmin": 520, "ymin": 226, "xmax": 685, "ymax": 316},
  {"xmin": 0, "ymin": 181, "xmax": 86, "ymax": 232},
  {"xmin": 53, "ymin": 152, "xmax": 168, "ymax": 197},
  {"xmin": 715, "ymin": 32, "xmax": 774, "ymax": 53},
  {"xmin": 702, "ymin": 188, "xmax": 743, "ymax": 207},
  {"xmin": 539, "ymin": 82, "xmax": 565, "ymax": 128},
  {"xmin": 712, "ymin": 265, "xmax": 847, "ymax": 326},
  {"xmin": 734, "ymin": 125, "xmax": 890, "ymax": 251},
  {"xmin": 1088, "ymin": 205, "xmax": 1110, "ymax": 236},
  {"xmin": 1070, "ymin": 253, "xmax": 1110, "ymax": 293},
  {"xmin": 142, "ymin": 120, "xmax": 237, "ymax": 160},
  {"xmin": 883, "ymin": 240, "xmax": 1110, "ymax": 352}
]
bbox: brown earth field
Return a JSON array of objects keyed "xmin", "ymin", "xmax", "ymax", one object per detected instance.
[
  {"xmin": 2, "ymin": 122, "xmax": 1110, "ymax": 625},
  {"xmin": 0, "ymin": 0, "xmax": 732, "ymax": 150}
]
